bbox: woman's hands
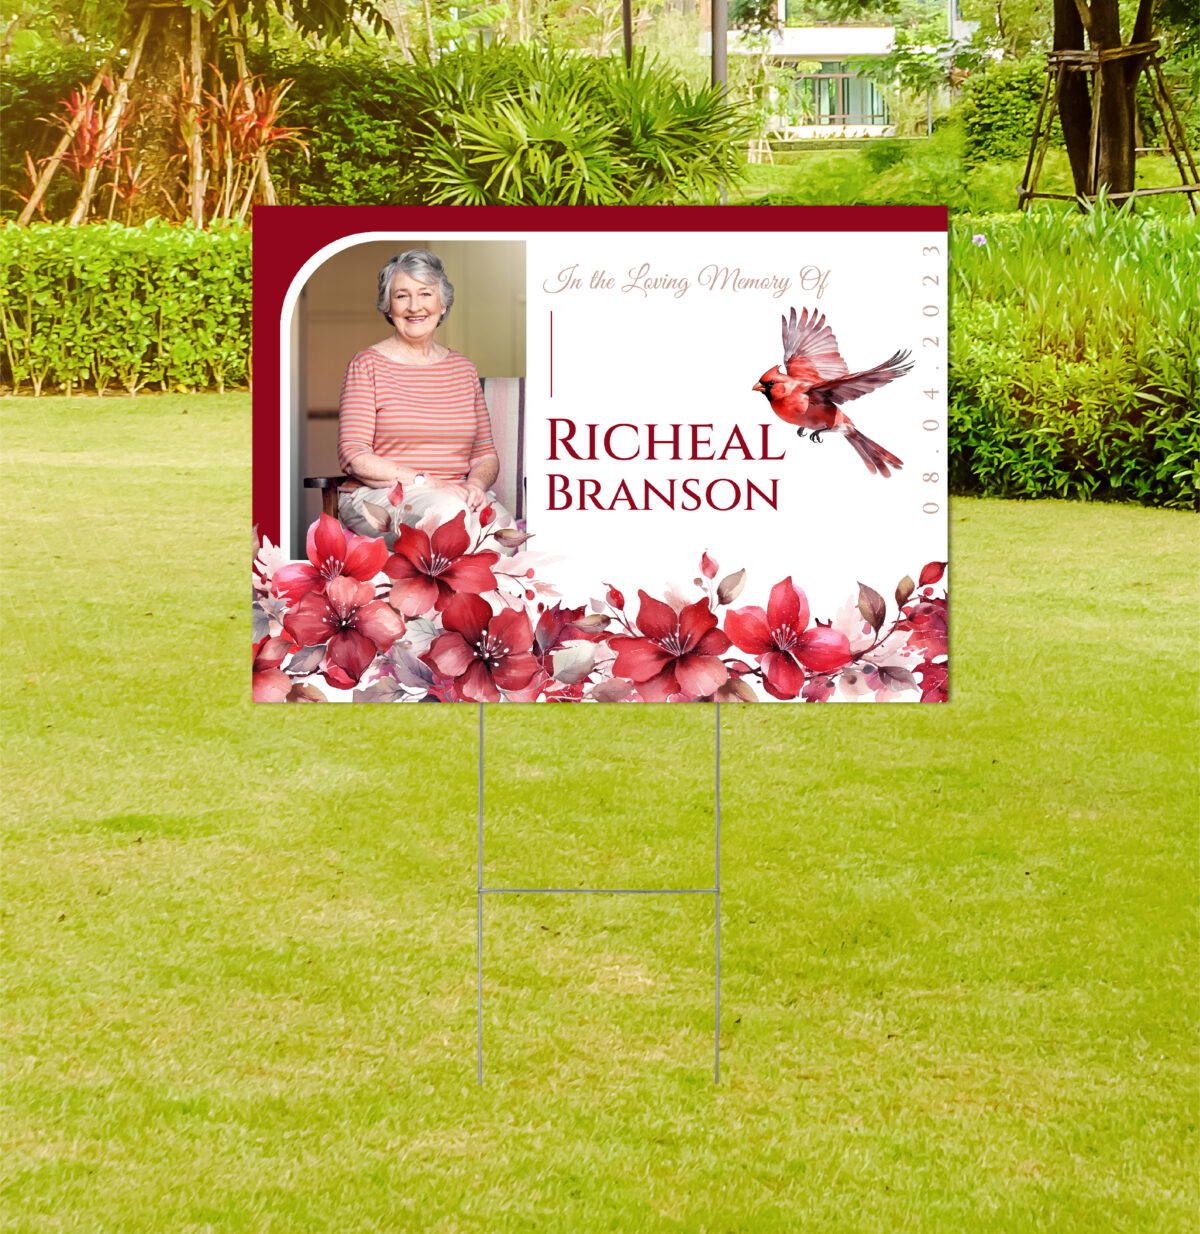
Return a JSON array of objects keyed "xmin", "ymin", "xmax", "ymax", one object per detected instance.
[
  {"xmin": 346, "ymin": 454, "xmax": 495, "ymax": 511},
  {"xmin": 462, "ymin": 455, "xmax": 499, "ymax": 510},
  {"xmin": 438, "ymin": 480, "xmax": 488, "ymax": 510}
]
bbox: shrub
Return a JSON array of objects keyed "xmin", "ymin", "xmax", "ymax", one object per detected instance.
[
  {"xmin": 949, "ymin": 210, "xmax": 1199, "ymax": 508},
  {"xmin": 740, "ymin": 125, "xmax": 1066, "ymax": 214},
  {"xmin": 0, "ymin": 221, "xmax": 251, "ymax": 394},
  {"xmin": 960, "ymin": 58, "xmax": 1058, "ymax": 167},
  {"xmin": 862, "ymin": 138, "xmax": 912, "ymax": 174},
  {"xmin": 259, "ymin": 57, "xmax": 425, "ymax": 207},
  {"xmin": 3, "ymin": 45, "xmax": 751, "ymax": 216},
  {"xmin": 380, "ymin": 45, "xmax": 750, "ymax": 206},
  {"xmin": 0, "ymin": 47, "xmax": 111, "ymax": 220}
]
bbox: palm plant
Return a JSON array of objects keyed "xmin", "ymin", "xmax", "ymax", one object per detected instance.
[{"xmin": 404, "ymin": 44, "xmax": 751, "ymax": 206}]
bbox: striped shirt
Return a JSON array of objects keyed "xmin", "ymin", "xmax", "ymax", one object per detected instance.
[{"xmin": 337, "ymin": 348, "xmax": 497, "ymax": 485}]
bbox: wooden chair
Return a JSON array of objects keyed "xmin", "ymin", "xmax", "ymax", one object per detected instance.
[
  {"xmin": 303, "ymin": 476, "xmax": 344, "ymax": 519},
  {"xmin": 303, "ymin": 377, "xmax": 526, "ymax": 525}
]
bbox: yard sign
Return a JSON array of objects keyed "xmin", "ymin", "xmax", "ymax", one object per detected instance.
[{"xmin": 252, "ymin": 206, "xmax": 948, "ymax": 704}]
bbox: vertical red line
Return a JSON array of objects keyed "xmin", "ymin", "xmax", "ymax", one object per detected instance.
[{"xmin": 549, "ymin": 311, "xmax": 553, "ymax": 399}]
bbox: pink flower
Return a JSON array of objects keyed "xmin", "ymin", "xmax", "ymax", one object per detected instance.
[
  {"xmin": 383, "ymin": 511, "xmax": 499, "ymax": 616},
  {"xmin": 609, "ymin": 592, "xmax": 730, "ymax": 701},
  {"xmin": 423, "ymin": 593, "xmax": 539, "ymax": 702},
  {"xmin": 252, "ymin": 635, "xmax": 294, "ymax": 702},
  {"xmin": 282, "ymin": 575, "xmax": 406, "ymax": 689},
  {"xmin": 801, "ymin": 676, "xmax": 835, "ymax": 703},
  {"xmin": 725, "ymin": 578, "xmax": 851, "ymax": 700},
  {"xmin": 273, "ymin": 513, "xmax": 389, "ymax": 603}
]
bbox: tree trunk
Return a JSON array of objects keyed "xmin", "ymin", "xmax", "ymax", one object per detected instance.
[
  {"xmin": 1053, "ymin": 0, "xmax": 1093, "ymax": 194},
  {"xmin": 1053, "ymin": 0, "xmax": 1156, "ymax": 198},
  {"xmin": 121, "ymin": 3, "xmax": 194, "ymax": 223},
  {"xmin": 1090, "ymin": 1, "xmax": 1136, "ymax": 194}
]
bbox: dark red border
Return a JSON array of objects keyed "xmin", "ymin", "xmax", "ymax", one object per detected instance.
[{"xmin": 253, "ymin": 205, "xmax": 949, "ymax": 546}]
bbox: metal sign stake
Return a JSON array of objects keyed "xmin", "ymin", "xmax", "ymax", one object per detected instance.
[{"xmin": 476, "ymin": 704, "xmax": 722, "ymax": 1084}]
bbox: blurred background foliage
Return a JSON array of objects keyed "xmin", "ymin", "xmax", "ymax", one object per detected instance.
[{"xmin": 1, "ymin": 0, "xmax": 1197, "ymax": 507}]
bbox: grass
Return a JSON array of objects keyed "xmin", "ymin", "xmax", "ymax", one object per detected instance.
[
  {"xmin": 2, "ymin": 394, "xmax": 1198, "ymax": 1232},
  {"xmin": 733, "ymin": 144, "xmax": 1198, "ymax": 217},
  {"xmin": 945, "ymin": 208, "xmax": 1200, "ymax": 508}
]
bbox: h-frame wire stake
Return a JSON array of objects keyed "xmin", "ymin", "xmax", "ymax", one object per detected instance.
[{"xmin": 475, "ymin": 703, "xmax": 722, "ymax": 1084}]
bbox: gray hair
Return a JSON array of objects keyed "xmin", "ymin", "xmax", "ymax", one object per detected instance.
[{"xmin": 377, "ymin": 249, "xmax": 454, "ymax": 324}]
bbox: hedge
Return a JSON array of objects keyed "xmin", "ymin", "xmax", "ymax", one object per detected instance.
[
  {"xmin": 0, "ymin": 221, "xmax": 251, "ymax": 394},
  {"xmin": 960, "ymin": 58, "xmax": 1058, "ymax": 167},
  {"xmin": 950, "ymin": 211, "xmax": 1199, "ymax": 510}
]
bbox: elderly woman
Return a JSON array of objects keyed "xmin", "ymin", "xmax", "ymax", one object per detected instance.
[{"xmin": 336, "ymin": 250, "xmax": 515, "ymax": 544}]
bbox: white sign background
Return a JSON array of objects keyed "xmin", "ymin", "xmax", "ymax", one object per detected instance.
[{"xmin": 523, "ymin": 230, "xmax": 947, "ymax": 620}]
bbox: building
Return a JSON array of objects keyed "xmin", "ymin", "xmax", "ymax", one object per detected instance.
[
  {"xmin": 700, "ymin": 2, "xmax": 896, "ymax": 138},
  {"xmin": 766, "ymin": 25, "xmax": 895, "ymax": 137}
]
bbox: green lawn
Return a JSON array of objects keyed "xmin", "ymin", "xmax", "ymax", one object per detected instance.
[
  {"xmin": 733, "ymin": 150, "xmax": 1197, "ymax": 217},
  {"xmin": 2, "ymin": 395, "xmax": 1197, "ymax": 1232}
]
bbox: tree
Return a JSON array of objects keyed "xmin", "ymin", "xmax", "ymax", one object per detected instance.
[
  {"xmin": 822, "ymin": 0, "xmax": 1172, "ymax": 198},
  {"xmin": 959, "ymin": 0, "xmax": 1051, "ymax": 59},
  {"xmin": 1053, "ymin": 0, "xmax": 1156, "ymax": 197}
]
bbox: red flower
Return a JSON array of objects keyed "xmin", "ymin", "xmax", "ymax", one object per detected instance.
[
  {"xmin": 915, "ymin": 660, "xmax": 948, "ymax": 703},
  {"xmin": 899, "ymin": 596, "xmax": 947, "ymax": 660},
  {"xmin": 724, "ymin": 578, "xmax": 851, "ymax": 700},
  {"xmin": 282, "ymin": 575, "xmax": 406, "ymax": 689},
  {"xmin": 252, "ymin": 634, "xmax": 294, "ymax": 702},
  {"xmin": 383, "ymin": 511, "xmax": 499, "ymax": 616},
  {"xmin": 423, "ymin": 593, "xmax": 539, "ymax": 701},
  {"xmin": 534, "ymin": 604, "xmax": 610, "ymax": 658},
  {"xmin": 273, "ymin": 513, "xmax": 388, "ymax": 602},
  {"xmin": 609, "ymin": 592, "xmax": 730, "ymax": 701}
]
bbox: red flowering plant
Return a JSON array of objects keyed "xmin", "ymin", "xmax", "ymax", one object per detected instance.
[
  {"xmin": 273, "ymin": 513, "xmax": 388, "ymax": 602},
  {"xmin": 253, "ymin": 518, "xmax": 948, "ymax": 703},
  {"xmin": 608, "ymin": 592, "xmax": 731, "ymax": 702},
  {"xmin": 383, "ymin": 510, "xmax": 501, "ymax": 616},
  {"xmin": 724, "ymin": 578, "xmax": 851, "ymax": 700},
  {"xmin": 252, "ymin": 634, "xmax": 294, "ymax": 702},
  {"xmin": 422, "ymin": 593, "xmax": 540, "ymax": 702},
  {"xmin": 282, "ymin": 575, "xmax": 407, "ymax": 690}
]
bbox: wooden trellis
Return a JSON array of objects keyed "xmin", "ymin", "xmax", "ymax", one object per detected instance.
[{"xmin": 1019, "ymin": 41, "xmax": 1199, "ymax": 213}]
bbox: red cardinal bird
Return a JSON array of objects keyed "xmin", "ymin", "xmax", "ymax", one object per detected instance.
[{"xmin": 753, "ymin": 307, "xmax": 913, "ymax": 477}]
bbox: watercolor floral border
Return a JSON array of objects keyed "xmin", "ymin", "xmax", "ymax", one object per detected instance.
[{"xmin": 252, "ymin": 486, "xmax": 947, "ymax": 704}]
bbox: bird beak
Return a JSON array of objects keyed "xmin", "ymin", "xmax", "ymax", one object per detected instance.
[{"xmin": 752, "ymin": 381, "xmax": 765, "ymax": 392}]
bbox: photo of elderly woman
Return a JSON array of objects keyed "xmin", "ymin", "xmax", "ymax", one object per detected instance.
[
  {"xmin": 293, "ymin": 240, "xmax": 526, "ymax": 556},
  {"xmin": 334, "ymin": 249, "xmax": 516, "ymax": 544}
]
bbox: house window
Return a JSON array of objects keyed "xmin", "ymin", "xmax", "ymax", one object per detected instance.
[{"xmin": 786, "ymin": 61, "xmax": 890, "ymax": 125}]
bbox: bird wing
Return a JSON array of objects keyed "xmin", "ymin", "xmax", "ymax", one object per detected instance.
[
  {"xmin": 809, "ymin": 349, "xmax": 914, "ymax": 406},
  {"xmin": 782, "ymin": 307, "xmax": 849, "ymax": 384}
]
